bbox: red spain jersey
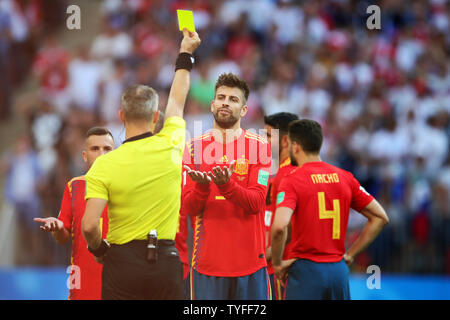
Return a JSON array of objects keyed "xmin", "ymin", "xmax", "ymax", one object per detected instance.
[
  {"xmin": 276, "ymin": 162, "xmax": 374, "ymax": 263},
  {"xmin": 266, "ymin": 157, "xmax": 296, "ymax": 275},
  {"xmin": 183, "ymin": 129, "xmax": 271, "ymax": 277},
  {"xmin": 264, "ymin": 176, "xmax": 274, "ymax": 275},
  {"xmin": 58, "ymin": 176, "xmax": 109, "ymax": 300},
  {"xmin": 175, "ymin": 196, "xmax": 193, "ymax": 280}
]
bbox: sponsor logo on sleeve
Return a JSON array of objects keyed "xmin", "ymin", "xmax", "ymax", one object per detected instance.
[
  {"xmin": 276, "ymin": 192, "xmax": 285, "ymax": 205},
  {"xmin": 257, "ymin": 170, "xmax": 270, "ymax": 186}
]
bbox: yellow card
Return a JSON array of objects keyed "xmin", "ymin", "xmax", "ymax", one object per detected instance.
[{"xmin": 177, "ymin": 10, "xmax": 195, "ymax": 32}]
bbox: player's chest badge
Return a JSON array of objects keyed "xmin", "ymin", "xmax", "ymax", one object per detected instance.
[
  {"xmin": 235, "ymin": 156, "xmax": 249, "ymax": 175},
  {"xmin": 221, "ymin": 155, "xmax": 228, "ymax": 163}
]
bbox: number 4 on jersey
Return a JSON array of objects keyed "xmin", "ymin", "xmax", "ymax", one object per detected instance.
[{"xmin": 317, "ymin": 192, "xmax": 341, "ymax": 240}]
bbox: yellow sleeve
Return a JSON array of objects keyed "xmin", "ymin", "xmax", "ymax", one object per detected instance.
[
  {"xmin": 85, "ymin": 156, "xmax": 109, "ymax": 201},
  {"xmin": 157, "ymin": 116, "xmax": 186, "ymax": 144},
  {"xmin": 156, "ymin": 116, "xmax": 186, "ymax": 165}
]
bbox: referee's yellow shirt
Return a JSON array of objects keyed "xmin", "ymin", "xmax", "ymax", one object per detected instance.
[{"xmin": 85, "ymin": 116, "xmax": 186, "ymax": 244}]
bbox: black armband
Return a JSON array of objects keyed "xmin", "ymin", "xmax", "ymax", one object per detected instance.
[{"xmin": 175, "ymin": 52, "xmax": 195, "ymax": 71}]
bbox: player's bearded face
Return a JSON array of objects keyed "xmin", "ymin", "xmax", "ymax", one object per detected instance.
[
  {"xmin": 213, "ymin": 106, "xmax": 240, "ymax": 128},
  {"xmin": 212, "ymin": 86, "xmax": 247, "ymax": 129}
]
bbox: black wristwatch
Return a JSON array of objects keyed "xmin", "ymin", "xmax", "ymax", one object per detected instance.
[{"xmin": 88, "ymin": 239, "xmax": 110, "ymax": 257}]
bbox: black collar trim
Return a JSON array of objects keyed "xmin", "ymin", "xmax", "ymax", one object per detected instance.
[{"xmin": 123, "ymin": 132, "xmax": 153, "ymax": 144}]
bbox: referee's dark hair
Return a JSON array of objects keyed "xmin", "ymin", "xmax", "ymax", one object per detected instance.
[
  {"xmin": 264, "ymin": 112, "xmax": 299, "ymax": 138},
  {"xmin": 288, "ymin": 119, "xmax": 323, "ymax": 154},
  {"xmin": 86, "ymin": 127, "xmax": 114, "ymax": 142}
]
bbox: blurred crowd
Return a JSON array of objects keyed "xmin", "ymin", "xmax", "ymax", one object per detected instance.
[
  {"xmin": 0, "ymin": 0, "xmax": 66, "ymax": 119},
  {"xmin": 1, "ymin": 0, "xmax": 449, "ymax": 273}
]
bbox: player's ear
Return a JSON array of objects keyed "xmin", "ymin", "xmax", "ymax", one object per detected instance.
[
  {"xmin": 82, "ymin": 150, "xmax": 88, "ymax": 163},
  {"xmin": 240, "ymin": 105, "xmax": 248, "ymax": 117},
  {"xmin": 281, "ymin": 134, "xmax": 289, "ymax": 149},
  {"xmin": 292, "ymin": 141, "xmax": 300, "ymax": 154}
]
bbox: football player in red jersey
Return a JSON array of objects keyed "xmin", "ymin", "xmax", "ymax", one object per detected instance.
[
  {"xmin": 183, "ymin": 73, "xmax": 272, "ymax": 300},
  {"xmin": 263, "ymin": 112, "xmax": 298, "ymax": 300},
  {"xmin": 34, "ymin": 127, "xmax": 114, "ymax": 300},
  {"xmin": 272, "ymin": 119, "xmax": 389, "ymax": 300},
  {"xmin": 175, "ymin": 196, "xmax": 194, "ymax": 300}
]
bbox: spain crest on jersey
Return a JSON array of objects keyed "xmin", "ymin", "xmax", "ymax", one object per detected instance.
[{"xmin": 235, "ymin": 156, "xmax": 249, "ymax": 175}]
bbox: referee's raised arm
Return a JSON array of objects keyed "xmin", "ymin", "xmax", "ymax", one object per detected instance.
[
  {"xmin": 165, "ymin": 28, "xmax": 201, "ymax": 120},
  {"xmin": 81, "ymin": 27, "xmax": 201, "ymax": 300}
]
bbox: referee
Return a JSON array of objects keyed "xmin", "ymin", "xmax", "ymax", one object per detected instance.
[{"xmin": 81, "ymin": 29, "xmax": 201, "ymax": 300}]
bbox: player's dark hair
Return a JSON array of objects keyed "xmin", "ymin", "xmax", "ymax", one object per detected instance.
[
  {"xmin": 86, "ymin": 127, "xmax": 114, "ymax": 142},
  {"xmin": 214, "ymin": 73, "xmax": 249, "ymax": 104},
  {"xmin": 264, "ymin": 112, "xmax": 299, "ymax": 137},
  {"xmin": 288, "ymin": 119, "xmax": 323, "ymax": 154}
]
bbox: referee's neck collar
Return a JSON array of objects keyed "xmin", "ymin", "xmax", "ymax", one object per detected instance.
[{"xmin": 123, "ymin": 131, "xmax": 153, "ymax": 144}]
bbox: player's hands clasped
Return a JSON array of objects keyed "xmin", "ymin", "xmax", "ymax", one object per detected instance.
[
  {"xmin": 180, "ymin": 28, "xmax": 201, "ymax": 54},
  {"xmin": 34, "ymin": 217, "xmax": 64, "ymax": 232}
]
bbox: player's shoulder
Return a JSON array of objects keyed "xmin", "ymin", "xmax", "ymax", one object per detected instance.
[
  {"xmin": 244, "ymin": 130, "xmax": 268, "ymax": 145},
  {"xmin": 67, "ymin": 175, "xmax": 85, "ymax": 193},
  {"xmin": 274, "ymin": 164, "xmax": 294, "ymax": 183},
  {"xmin": 280, "ymin": 163, "xmax": 296, "ymax": 173},
  {"xmin": 68, "ymin": 175, "xmax": 85, "ymax": 186},
  {"xmin": 279, "ymin": 157, "xmax": 291, "ymax": 169},
  {"xmin": 193, "ymin": 132, "xmax": 212, "ymax": 140},
  {"xmin": 277, "ymin": 166, "xmax": 303, "ymax": 192},
  {"xmin": 190, "ymin": 132, "xmax": 213, "ymax": 144},
  {"xmin": 283, "ymin": 166, "xmax": 301, "ymax": 179}
]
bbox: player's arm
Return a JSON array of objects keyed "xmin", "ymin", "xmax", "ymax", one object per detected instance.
[
  {"xmin": 52, "ymin": 224, "xmax": 70, "ymax": 244},
  {"xmin": 271, "ymin": 206, "xmax": 297, "ymax": 282},
  {"xmin": 271, "ymin": 207, "xmax": 293, "ymax": 267},
  {"xmin": 344, "ymin": 199, "xmax": 389, "ymax": 266},
  {"xmin": 82, "ymin": 198, "xmax": 107, "ymax": 251},
  {"xmin": 175, "ymin": 203, "xmax": 188, "ymax": 251},
  {"xmin": 164, "ymin": 29, "xmax": 201, "ymax": 120},
  {"xmin": 34, "ymin": 184, "xmax": 72, "ymax": 245},
  {"xmin": 33, "ymin": 217, "xmax": 70, "ymax": 245},
  {"xmin": 265, "ymin": 223, "xmax": 274, "ymax": 262},
  {"xmin": 82, "ymin": 156, "xmax": 110, "ymax": 263},
  {"xmin": 265, "ymin": 246, "xmax": 272, "ymax": 261},
  {"xmin": 182, "ymin": 168, "xmax": 211, "ymax": 215},
  {"xmin": 212, "ymin": 160, "xmax": 270, "ymax": 215},
  {"xmin": 270, "ymin": 177, "xmax": 298, "ymax": 281},
  {"xmin": 181, "ymin": 143, "xmax": 211, "ymax": 215},
  {"xmin": 213, "ymin": 141, "xmax": 271, "ymax": 214}
]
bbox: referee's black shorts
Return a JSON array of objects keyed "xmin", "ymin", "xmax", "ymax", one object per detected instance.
[{"xmin": 102, "ymin": 240, "xmax": 185, "ymax": 300}]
